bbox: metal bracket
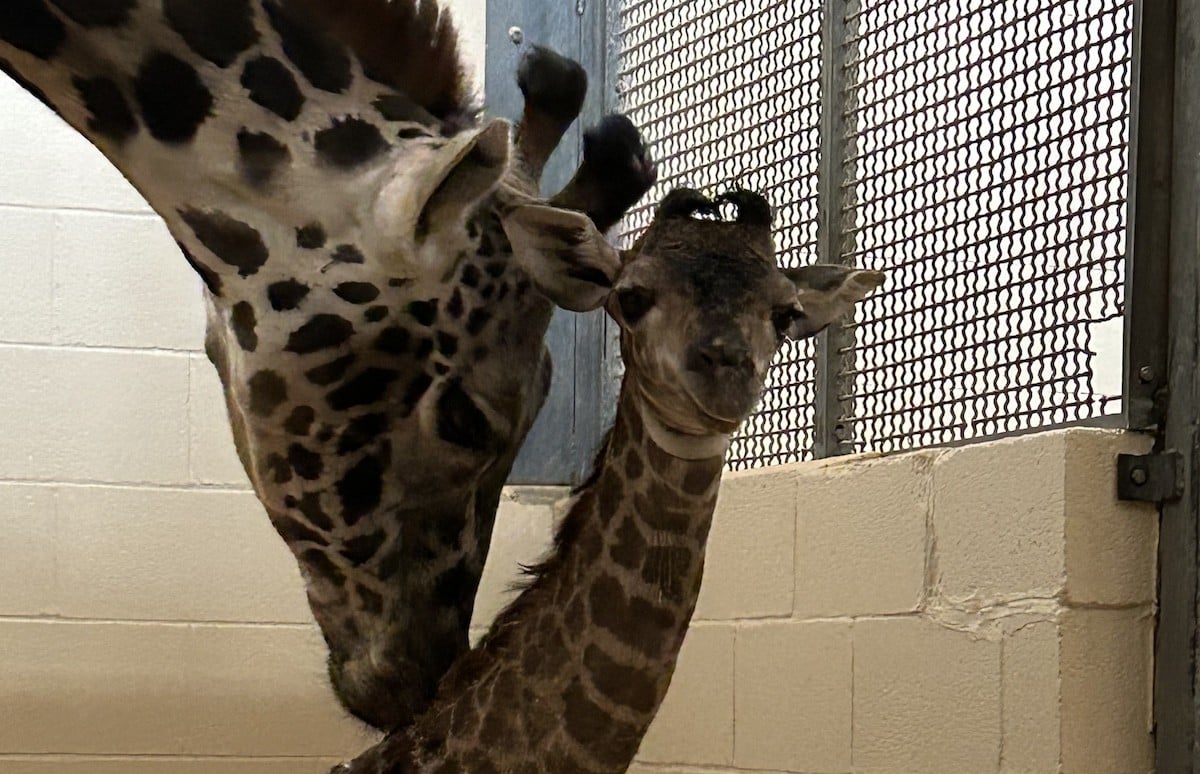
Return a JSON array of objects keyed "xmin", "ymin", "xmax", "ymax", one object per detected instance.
[{"xmin": 1118, "ymin": 451, "xmax": 1182, "ymax": 503}]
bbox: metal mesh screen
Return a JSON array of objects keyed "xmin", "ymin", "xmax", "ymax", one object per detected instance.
[
  {"xmin": 841, "ymin": 0, "xmax": 1132, "ymax": 453},
  {"xmin": 615, "ymin": 0, "xmax": 825, "ymax": 468},
  {"xmin": 614, "ymin": 0, "xmax": 1133, "ymax": 466}
]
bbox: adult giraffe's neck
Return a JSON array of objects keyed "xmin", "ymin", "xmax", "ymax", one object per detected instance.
[{"xmin": 0, "ymin": 0, "xmax": 479, "ymax": 293}]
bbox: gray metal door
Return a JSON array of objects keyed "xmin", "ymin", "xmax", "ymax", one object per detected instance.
[{"xmin": 488, "ymin": 0, "xmax": 620, "ymax": 485}]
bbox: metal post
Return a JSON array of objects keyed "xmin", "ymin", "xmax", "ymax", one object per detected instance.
[
  {"xmin": 813, "ymin": 0, "xmax": 855, "ymax": 458},
  {"xmin": 1124, "ymin": 0, "xmax": 1172, "ymax": 432},
  {"xmin": 588, "ymin": 0, "xmax": 626, "ymax": 436},
  {"xmin": 1148, "ymin": 0, "xmax": 1200, "ymax": 769}
]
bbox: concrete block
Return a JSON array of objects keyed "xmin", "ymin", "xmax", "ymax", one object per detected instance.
[
  {"xmin": 795, "ymin": 452, "xmax": 932, "ymax": 617},
  {"xmin": 1063, "ymin": 430, "xmax": 1157, "ymax": 606},
  {"xmin": 53, "ymin": 211, "xmax": 205, "ymax": 351},
  {"xmin": 696, "ymin": 467, "xmax": 795, "ymax": 620},
  {"xmin": 933, "ymin": 432, "xmax": 1067, "ymax": 601},
  {"xmin": 854, "ymin": 617, "xmax": 1001, "ymax": 774},
  {"xmin": 0, "ymin": 347, "xmax": 190, "ymax": 484},
  {"xmin": 734, "ymin": 621, "xmax": 851, "ymax": 772},
  {"xmin": 55, "ymin": 486, "xmax": 311, "ymax": 624},
  {"xmin": 0, "ymin": 75, "xmax": 150, "ymax": 213},
  {"xmin": 0, "ymin": 208, "xmax": 54, "ymax": 345},
  {"xmin": 0, "ymin": 620, "xmax": 376, "ymax": 756},
  {"xmin": 0, "ymin": 759, "xmax": 346, "ymax": 774},
  {"xmin": 1001, "ymin": 621, "xmax": 1060, "ymax": 773},
  {"xmin": 0, "ymin": 484, "xmax": 56, "ymax": 616},
  {"xmin": 188, "ymin": 355, "xmax": 251, "ymax": 488},
  {"xmin": 638, "ymin": 625, "xmax": 735, "ymax": 767},
  {"xmin": 1061, "ymin": 608, "xmax": 1154, "ymax": 774},
  {"xmin": 471, "ymin": 496, "xmax": 556, "ymax": 631}
]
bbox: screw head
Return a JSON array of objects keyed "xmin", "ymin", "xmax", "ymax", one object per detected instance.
[
  {"xmin": 508, "ymin": 26, "xmax": 524, "ymax": 45},
  {"xmin": 1139, "ymin": 366, "xmax": 1156, "ymax": 384},
  {"xmin": 1130, "ymin": 467, "xmax": 1150, "ymax": 486}
]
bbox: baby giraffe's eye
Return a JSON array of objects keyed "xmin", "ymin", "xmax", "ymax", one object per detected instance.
[
  {"xmin": 772, "ymin": 305, "xmax": 806, "ymax": 338},
  {"xmin": 617, "ymin": 287, "xmax": 657, "ymax": 326}
]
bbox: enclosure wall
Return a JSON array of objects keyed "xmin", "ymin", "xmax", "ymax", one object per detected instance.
[
  {"xmin": 629, "ymin": 428, "xmax": 1156, "ymax": 774},
  {"xmin": 1, "ymin": 407, "xmax": 1157, "ymax": 772}
]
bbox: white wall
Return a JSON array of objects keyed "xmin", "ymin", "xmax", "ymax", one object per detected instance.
[
  {"xmin": 444, "ymin": 0, "xmax": 487, "ymax": 89},
  {"xmin": 630, "ymin": 429, "xmax": 1156, "ymax": 774}
]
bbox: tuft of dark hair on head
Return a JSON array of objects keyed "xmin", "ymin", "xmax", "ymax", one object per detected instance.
[
  {"xmin": 714, "ymin": 189, "xmax": 774, "ymax": 227},
  {"xmin": 657, "ymin": 188, "xmax": 720, "ymax": 220}
]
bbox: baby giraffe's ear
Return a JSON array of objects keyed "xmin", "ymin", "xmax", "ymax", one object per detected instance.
[
  {"xmin": 783, "ymin": 265, "xmax": 886, "ymax": 339},
  {"xmin": 502, "ymin": 205, "xmax": 624, "ymax": 312}
]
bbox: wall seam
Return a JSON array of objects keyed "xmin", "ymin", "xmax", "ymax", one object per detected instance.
[
  {"xmin": 0, "ymin": 201, "xmax": 154, "ymax": 217},
  {"xmin": 730, "ymin": 623, "xmax": 739, "ymax": 767},
  {"xmin": 0, "ymin": 479, "xmax": 252, "ymax": 493},
  {"xmin": 790, "ymin": 472, "xmax": 800, "ymax": 618},
  {"xmin": 998, "ymin": 636, "xmax": 1006, "ymax": 772},
  {"xmin": 0, "ymin": 615, "xmax": 315, "ymax": 629},
  {"xmin": 0, "ymin": 341, "xmax": 199, "ymax": 356},
  {"xmin": 848, "ymin": 618, "xmax": 856, "ymax": 771}
]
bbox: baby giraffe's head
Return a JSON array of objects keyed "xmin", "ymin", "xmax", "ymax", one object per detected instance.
[{"xmin": 505, "ymin": 187, "xmax": 885, "ymax": 440}]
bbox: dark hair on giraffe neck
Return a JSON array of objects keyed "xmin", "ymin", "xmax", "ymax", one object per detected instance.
[{"xmin": 280, "ymin": 0, "xmax": 475, "ymax": 122}]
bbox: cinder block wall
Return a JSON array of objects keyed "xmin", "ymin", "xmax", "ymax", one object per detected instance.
[{"xmin": 625, "ymin": 429, "xmax": 1158, "ymax": 774}]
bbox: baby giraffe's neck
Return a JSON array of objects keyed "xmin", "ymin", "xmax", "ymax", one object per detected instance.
[
  {"xmin": 518, "ymin": 387, "xmax": 728, "ymax": 744},
  {"xmin": 351, "ymin": 384, "xmax": 729, "ymax": 773}
]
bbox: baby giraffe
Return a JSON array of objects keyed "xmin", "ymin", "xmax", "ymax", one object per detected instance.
[{"xmin": 338, "ymin": 187, "xmax": 885, "ymax": 773}]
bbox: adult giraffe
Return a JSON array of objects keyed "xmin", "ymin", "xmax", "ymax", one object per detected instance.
[{"xmin": 0, "ymin": 0, "xmax": 655, "ymax": 731}]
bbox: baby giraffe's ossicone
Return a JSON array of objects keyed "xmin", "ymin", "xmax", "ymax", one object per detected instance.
[{"xmin": 341, "ymin": 189, "xmax": 885, "ymax": 773}]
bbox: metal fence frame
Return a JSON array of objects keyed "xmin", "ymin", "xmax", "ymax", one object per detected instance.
[
  {"xmin": 814, "ymin": 0, "xmax": 857, "ymax": 458},
  {"xmin": 1132, "ymin": 1, "xmax": 1200, "ymax": 770},
  {"xmin": 825, "ymin": 0, "xmax": 1139, "ymax": 457},
  {"xmin": 487, "ymin": 2, "xmax": 1171, "ymax": 473}
]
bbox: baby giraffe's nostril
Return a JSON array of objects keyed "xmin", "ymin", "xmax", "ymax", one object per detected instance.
[{"xmin": 694, "ymin": 338, "xmax": 752, "ymax": 372}]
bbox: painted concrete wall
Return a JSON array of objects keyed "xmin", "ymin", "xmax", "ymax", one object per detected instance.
[{"xmin": 629, "ymin": 429, "xmax": 1157, "ymax": 774}]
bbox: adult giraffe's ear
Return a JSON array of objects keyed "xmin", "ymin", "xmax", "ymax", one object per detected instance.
[
  {"xmin": 377, "ymin": 119, "xmax": 510, "ymax": 251},
  {"xmin": 783, "ymin": 265, "xmax": 886, "ymax": 339},
  {"xmin": 502, "ymin": 205, "xmax": 624, "ymax": 312}
]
